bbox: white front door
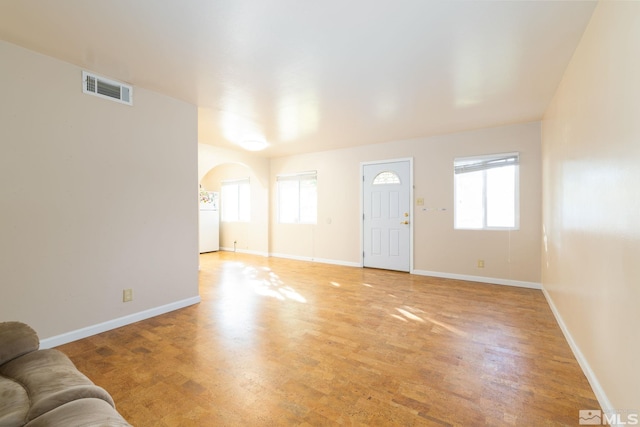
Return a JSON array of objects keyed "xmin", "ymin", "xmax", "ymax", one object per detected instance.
[{"xmin": 362, "ymin": 160, "xmax": 411, "ymax": 272}]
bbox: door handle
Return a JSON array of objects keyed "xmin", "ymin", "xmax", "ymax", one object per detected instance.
[{"xmin": 401, "ymin": 220, "xmax": 409, "ymax": 225}]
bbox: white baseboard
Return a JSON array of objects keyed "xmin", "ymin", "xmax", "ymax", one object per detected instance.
[
  {"xmin": 412, "ymin": 269, "xmax": 542, "ymax": 289},
  {"xmin": 219, "ymin": 247, "xmax": 269, "ymax": 257},
  {"xmin": 541, "ymin": 287, "xmax": 615, "ymax": 420},
  {"xmin": 269, "ymin": 252, "xmax": 361, "ymax": 268},
  {"xmin": 214, "ymin": 252, "xmax": 539, "ymax": 285},
  {"xmin": 39, "ymin": 296, "xmax": 201, "ymax": 349}
]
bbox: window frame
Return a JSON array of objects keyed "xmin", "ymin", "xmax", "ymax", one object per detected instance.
[
  {"xmin": 453, "ymin": 152, "xmax": 520, "ymax": 231},
  {"xmin": 276, "ymin": 171, "xmax": 317, "ymax": 224},
  {"xmin": 220, "ymin": 177, "xmax": 250, "ymax": 223}
]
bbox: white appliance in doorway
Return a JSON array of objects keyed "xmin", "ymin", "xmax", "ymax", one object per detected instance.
[{"xmin": 199, "ymin": 191, "xmax": 219, "ymax": 253}]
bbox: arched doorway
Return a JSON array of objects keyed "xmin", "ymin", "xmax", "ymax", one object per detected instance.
[{"xmin": 198, "ymin": 144, "xmax": 270, "ymax": 256}]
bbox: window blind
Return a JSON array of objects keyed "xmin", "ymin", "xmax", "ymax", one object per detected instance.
[
  {"xmin": 276, "ymin": 171, "xmax": 317, "ymax": 182},
  {"xmin": 221, "ymin": 177, "xmax": 250, "ymax": 186},
  {"xmin": 454, "ymin": 153, "xmax": 519, "ymax": 175}
]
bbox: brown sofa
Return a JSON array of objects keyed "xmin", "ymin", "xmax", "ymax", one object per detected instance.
[{"xmin": 0, "ymin": 321, "xmax": 131, "ymax": 427}]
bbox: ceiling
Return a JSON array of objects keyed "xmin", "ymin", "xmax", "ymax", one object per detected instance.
[{"xmin": 0, "ymin": 1, "xmax": 596, "ymax": 158}]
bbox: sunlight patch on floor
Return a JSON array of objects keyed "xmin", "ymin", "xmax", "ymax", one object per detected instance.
[
  {"xmin": 239, "ymin": 267, "xmax": 307, "ymax": 303},
  {"xmin": 423, "ymin": 314, "xmax": 468, "ymax": 337},
  {"xmin": 396, "ymin": 308, "xmax": 425, "ymax": 323},
  {"xmin": 278, "ymin": 287, "xmax": 307, "ymax": 303},
  {"xmin": 391, "ymin": 306, "xmax": 467, "ymax": 337},
  {"xmin": 253, "ymin": 282, "xmax": 286, "ymax": 301}
]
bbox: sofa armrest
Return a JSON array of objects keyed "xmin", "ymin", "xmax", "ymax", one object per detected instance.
[
  {"xmin": 0, "ymin": 321, "xmax": 39, "ymax": 365},
  {"xmin": 25, "ymin": 398, "xmax": 132, "ymax": 427},
  {"xmin": 0, "ymin": 349, "xmax": 116, "ymax": 423}
]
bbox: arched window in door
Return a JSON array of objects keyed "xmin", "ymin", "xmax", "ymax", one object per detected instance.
[{"xmin": 372, "ymin": 171, "xmax": 401, "ymax": 185}]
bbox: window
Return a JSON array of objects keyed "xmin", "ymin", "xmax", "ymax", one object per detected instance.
[
  {"xmin": 221, "ymin": 178, "xmax": 250, "ymax": 222},
  {"xmin": 454, "ymin": 153, "xmax": 519, "ymax": 230},
  {"xmin": 277, "ymin": 171, "xmax": 317, "ymax": 224},
  {"xmin": 372, "ymin": 171, "xmax": 401, "ymax": 185}
]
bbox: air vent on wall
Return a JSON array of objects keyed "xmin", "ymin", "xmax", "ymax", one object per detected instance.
[{"xmin": 82, "ymin": 71, "xmax": 133, "ymax": 105}]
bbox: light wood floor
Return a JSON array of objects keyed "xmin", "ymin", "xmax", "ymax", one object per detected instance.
[{"xmin": 57, "ymin": 252, "xmax": 601, "ymax": 426}]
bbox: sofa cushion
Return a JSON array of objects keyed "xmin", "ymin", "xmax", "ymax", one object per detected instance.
[
  {"xmin": 0, "ymin": 349, "xmax": 115, "ymax": 423},
  {"xmin": 0, "ymin": 375, "xmax": 29, "ymax": 427},
  {"xmin": 0, "ymin": 322, "xmax": 39, "ymax": 365},
  {"xmin": 24, "ymin": 398, "xmax": 132, "ymax": 427}
]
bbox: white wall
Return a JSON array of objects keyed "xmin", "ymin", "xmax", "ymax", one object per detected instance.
[
  {"xmin": 270, "ymin": 122, "xmax": 542, "ymax": 285},
  {"xmin": 542, "ymin": 1, "xmax": 640, "ymax": 413},
  {"xmin": 0, "ymin": 41, "xmax": 199, "ymax": 341}
]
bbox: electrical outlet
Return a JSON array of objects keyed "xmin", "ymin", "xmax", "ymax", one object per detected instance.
[
  {"xmin": 477, "ymin": 260, "xmax": 485, "ymax": 268},
  {"xmin": 123, "ymin": 288, "xmax": 133, "ymax": 302}
]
